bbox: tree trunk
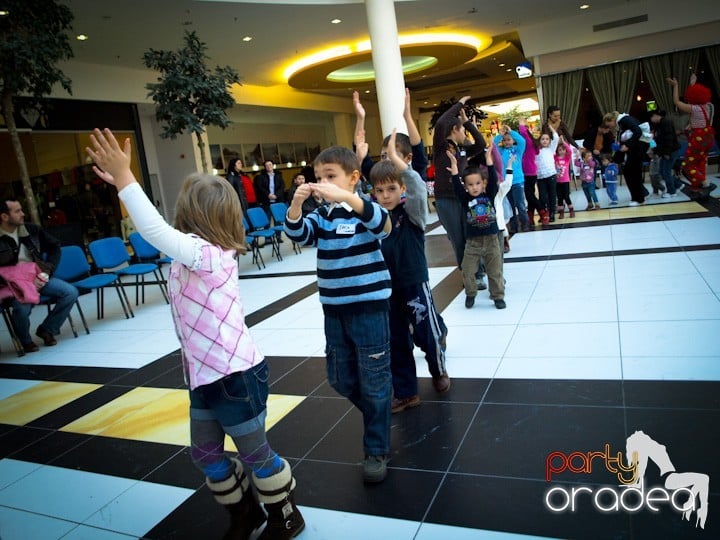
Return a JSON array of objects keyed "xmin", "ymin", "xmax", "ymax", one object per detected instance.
[
  {"xmin": 196, "ymin": 132, "xmax": 208, "ymax": 173},
  {"xmin": 1, "ymin": 90, "xmax": 41, "ymax": 225}
]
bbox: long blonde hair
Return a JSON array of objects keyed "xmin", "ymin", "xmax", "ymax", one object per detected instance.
[{"xmin": 174, "ymin": 173, "xmax": 246, "ymax": 254}]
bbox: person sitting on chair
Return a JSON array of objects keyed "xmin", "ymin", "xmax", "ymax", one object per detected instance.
[{"xmin": 0, "ymin": 200, "xmax": 79, "ymax": 352}]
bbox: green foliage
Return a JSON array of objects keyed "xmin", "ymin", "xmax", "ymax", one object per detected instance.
[
  {"xmin": 498, "ymin": 106, "xmax": 524, "ymax": 131},
  {"xmin": 0, "ymin": 0, "xmax": 74, "ymax": 225},
  {"xmin": 143, "ymin": 30, "xmax": 240, "ymax": 141},
  {"xmin": 0, "ymin": 0, "xmax": 73, "ymax": 104}
]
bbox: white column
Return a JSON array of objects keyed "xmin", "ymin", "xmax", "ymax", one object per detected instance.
[{"xmin": 364, "ymin": 0, "xmax": 407, "ymax": 137}]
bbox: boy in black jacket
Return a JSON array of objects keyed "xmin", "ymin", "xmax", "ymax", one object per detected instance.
[
  {"xmin": 370, "ymin": 130, "xmax": 450, "ymax": 414},
  {"xmin": 448, "ymin": 143, "xmax": 506, "ymax": 310}
]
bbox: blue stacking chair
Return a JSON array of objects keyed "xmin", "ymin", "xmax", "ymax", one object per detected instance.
[
  {"xmin": 243, "ymin": 215, "xmax": 266, "ymax": 270},
  {"xmin": 270, "ymin": 202, "xmax": 300, "ymax": 254},
  {"xmin": 247, "ymin": 207, "xmax": 282, "ymax": 262},
  {"xmin": 89, "ymin": 237, "xmax": 169, "ymax": 312},
  {"xmin": 128, "ymin": 232, "xmax": 171, "ymax": 299},
  {"xmin": 52, "ymin": 245, "xmax": 132, "ymax": 321}
]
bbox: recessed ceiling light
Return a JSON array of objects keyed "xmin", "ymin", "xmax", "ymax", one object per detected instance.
[
  {"xmin": 76, "ymin": 34, "xmax": 89, "ymax": 41},
  {"xmin": 499, "ymin": 63, "xmax": 505, "ymax": 67},
  {"xmin": 364, "ymin": 89, "xmax": 371, "ymax": 94},
  {"xmin": 331, "ymin": 18, "xmax": 341, "ymax": 24},
  {"xmin": 580, "ymin": 4, "xmax": 590, "ymax": 9},
  {"xmin": 506, "ymin": 68, "xmax": 512, "ymax": 72},
  {"xmin": 242, "ymin": 36, "xmax": 252, "ymax": 42}
]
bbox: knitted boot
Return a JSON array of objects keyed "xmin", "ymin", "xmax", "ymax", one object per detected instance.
[
  {"xmin": 254, "ymin": 459, "xmax": 305, "ymax": 540},
  {"xmin": 568, "ymin": 205, "xmax": 575, "ymax": 218},
  {"xmin": 207, "ymin": 458, "xmax": 266, "ymax": 540},
  {"xmin": 557, "ymin": 205, "xmax": 565, "ymax": 219}
]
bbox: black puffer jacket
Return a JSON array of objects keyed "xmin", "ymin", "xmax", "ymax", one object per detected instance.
[{"xmin": 0, "ymin": 223, "xmax": 61, "ymax": 275}]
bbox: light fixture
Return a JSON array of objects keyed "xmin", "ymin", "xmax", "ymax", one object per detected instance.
[
  {"xmin": 212, "ymin": 168, "xmax": 218, "ymax": 175},
  {"xmin": 636, "ymin": 94, "xmax": 642, "ymax": 101},
  {"xmin": 286, "ymin": 162, "xmax": 293, "ymax": 168},
  {"xmin": 364, "ymin": 89, "xmax": 371, "ymax": 94},
  {"xmin": 300, "ymin": 160, "xmax": 307, "ymax": 167},
  {"xmin": 252, "ymin": 164, "xmax": 259, "ymax": 171},
  {"xmin": 0, "ymin": 10, "xmax": 9, "ymax": 16},
  {"xmin": 580, "ymin": 4, "xmax": 590, "ymax": 9},
  {"xmin": 499, "ymin": 63, "xmax": 505, "ymax": 67},
  {"xmin": 331, "ymin": 18, "xmax": 341, "ymax": 24},
  {"xmin": 76, "ymin": 34, "xmax": 89, "ymax": 41},
  {"xmin": 242, "ymin": 36, "xmax": 252, "ymax": 42},
  {"xmin": 284, "ymin": 32, "xmax": 488, "ymax": 90}
]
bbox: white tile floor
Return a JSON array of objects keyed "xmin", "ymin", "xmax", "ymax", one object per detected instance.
[{"xmin": 1, "ymin": 195, "xmax": 719, "ymax": 539}]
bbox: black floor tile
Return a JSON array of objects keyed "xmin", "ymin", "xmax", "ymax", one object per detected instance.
[
  {"xmin": 304, "ymin": 406, "xmax": 369, "ymax": 463},
  {"xmin": 623, "ymin": 380, "xmax": 720, "ymax": 409},
  {"xmin": 112, "ymin": 352, "xmax": 180, "ymax": 387},
  {"xmin": 485, "ymin": 379, "xmax": 624, "ymax": 407},
  {"xmin": 0, "ymin": 363, "xmax": 74, "ymax": 381},
  {"xmin": 144, "ymin": 364, "xmax": 186, "ymax": 389},
  {"xmin": 389, "ymin": 401, "xmax": 477, "ymax": 471},
  {"xmin": 417, "ymin": 376, "xmax": 490, "ymax": 404},
  {"xmin": 426, "ymin": 473, "xmax": 633, "ymax": 540},
  {"xmin": 268, "ymin": 356, "xmax": 327, "ymax": 395},
  {"xmin": 0, "ymin": 425, "xmax": 57, "ymax": 459},
  {"xmin": 293, "ymin": 459, "xmax": 443, "ymax": 521},
  {"xmin": 628, "ymin": 492, "xmax": 718, "ymax": 539},
  {"xmin": 53, "ymin": 365, "xmax": 134, "ymax": 384},
  {"xmin": 267, "ymin": 395, "xmax": 351, "ymax": 460},
  {"xmin": 9, "ymin": 429, "xmax": 89, "ymax": 464},
  {"xmin": 143, "ymin": 447, "xmax": 205, "ymax": 490},
  {"xmin": 145, "ymin": 487, "xmax": 227, "ymax": 540},
  {"xmin": 25, "ymin": 384, "xmax": 133, "ymax": 429},
  {"xmin": 49, "ymin": 435, "xmax": 184, "ymax": 481},
  {"xmin": 452, "ymin": 404, "xmax": 627, "ymax": 483},
  {"xmin": 625, "ymin": 408, "xmax": 720, "ymax": 492}
]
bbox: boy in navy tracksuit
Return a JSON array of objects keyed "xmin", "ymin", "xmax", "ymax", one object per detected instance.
[{"xmin": 370, "ymin": 130, "xmax": 450, "ymax": 414}]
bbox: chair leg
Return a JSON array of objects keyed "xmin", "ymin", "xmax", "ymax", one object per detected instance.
[
  {"xmin": 114, "ymin": 282, "xmax": 134, "ymax": 318},
  {"xmin": 75, "ymin": 300, "xmax": 90, "ymax": 334},
  {"xmin": 156, "ymin": 267, "xmax": 170, "ymax": 300},
  {"xmin": 154, "ymin": 270, "xmax": 169, "ymax": 303},
  {"xmin": 2, "ymin": 306, "xmax": 25, "ymax": 357},
  {"xmin": 67, "ymin": 312, "xmax": 79, "ymax": 338}
]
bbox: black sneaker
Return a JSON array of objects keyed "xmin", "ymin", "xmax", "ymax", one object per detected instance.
[
  {"xmin": 363, "ymin": 455, "xmax": 388, "ymax": 483},
  {"xmin": 465, "ymin": 296, "xmax": 475, "ymax": 308},
  {"xmin": 494, "ymin": 299, "xmax": 506, "ymax": 309}
]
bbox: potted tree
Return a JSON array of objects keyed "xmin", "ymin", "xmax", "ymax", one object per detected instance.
[{"xmin": 143, "ymin": 30, "xmax": 241, "ymax": 173}]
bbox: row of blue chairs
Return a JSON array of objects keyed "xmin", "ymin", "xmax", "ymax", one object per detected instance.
[
  {"xmin": 244, "ymin": 203, "xmax": 300, "ymax": 270},
  {"xmin": 1, "ymin": 232, "xmax": 171, "ymax": 356}
]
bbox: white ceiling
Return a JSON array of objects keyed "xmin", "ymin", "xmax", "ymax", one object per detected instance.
[{"xmin": 62, "ymin": 0, "xmax": 636, "ymax": 108}]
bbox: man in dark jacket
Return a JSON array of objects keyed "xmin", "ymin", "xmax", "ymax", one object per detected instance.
[
  {"xmin": 0, "ymin": 200, "xmax": 78, "ymax": 352},
  {"xmin": 253, "ymin": 160, "xmax": 286, "ymax": 217},
  {"xmin": 650, "ymin": 109, "xmax": 681, "ymax": 196}
]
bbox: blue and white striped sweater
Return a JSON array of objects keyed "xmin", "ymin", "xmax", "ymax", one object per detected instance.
[{"xmin": 285, "ymin": 198, "xmax": 391, "ymax": 310}]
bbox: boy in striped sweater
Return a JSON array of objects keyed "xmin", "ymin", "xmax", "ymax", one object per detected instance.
[{"xmin": 285, "ymin": 145, "xmax": 393, "ymax": 484}]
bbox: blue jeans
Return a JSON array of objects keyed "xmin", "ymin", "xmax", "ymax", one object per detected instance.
[
  {"xmin": 324, "ymin": 308, "xmax": 391, "ymax": 456},
  {"xmin": 12, "ymin": 277, "xmax": 78, "ymax": 345},
  {"xmin": 606, "ymin": 181, "xmax": 618, "ymax": 202},
  {"xmin": 189, "ymin": 361, "xmax": 270, "ymax": 437},
  {"xmin": 582, "ymin": 182, "xmax": 599, "ymax": 204},
  {"xmin": 435, "ymin": 197, "xmax": 484, "ymax": 278},
  {"xmin": 508, "ymin": 183, "xmax": 529, "ymax": 229},
  {"xmin": 659, "ymin": 155, "xmax": 677, "ymax": 194}
]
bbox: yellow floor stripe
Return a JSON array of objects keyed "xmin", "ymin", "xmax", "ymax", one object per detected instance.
[
  {"xmin": 556, "ymin": 201, "xmax": 706, "ymax": 225},
  {"xmin": 59, "ymin": 387, "xmax": 305, "ymax": 448},
  {"xmin": 0, "ymin": 381, "xmax": 101, "ymax": 426}
]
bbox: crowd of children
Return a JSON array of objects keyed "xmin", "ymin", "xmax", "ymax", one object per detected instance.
[{"xmin": 84, "ymin": 74, "xmax": 713, "ymax": 537}]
